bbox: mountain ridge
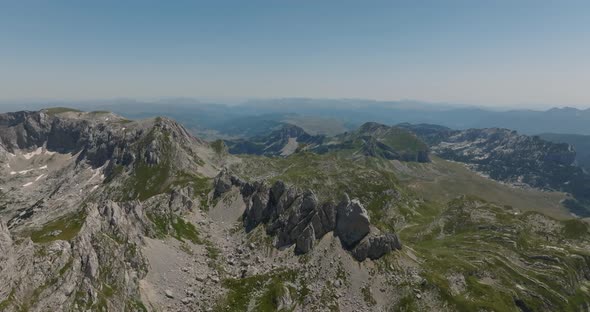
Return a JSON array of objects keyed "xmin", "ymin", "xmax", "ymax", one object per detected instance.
[{"xmin": 2, "ymin": 108, "xmax": 590, "ymax": 311}]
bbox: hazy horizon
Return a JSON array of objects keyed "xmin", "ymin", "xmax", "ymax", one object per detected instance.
[
  {"xmin": 2, "ymin": 1, "xmax": 590, "ymax": 108},
  {"xmin": 1, "ymin": 96, "xmax": 588, "ymax": 112}
]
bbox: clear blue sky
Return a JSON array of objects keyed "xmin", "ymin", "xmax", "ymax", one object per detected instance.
[{"xmin": 1, "ymin": 1, "xmax": 589, "ymax": 107}]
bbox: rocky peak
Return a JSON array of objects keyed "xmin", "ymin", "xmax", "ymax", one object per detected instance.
[
  {"xmin": 357, "ymin": 121, "xmax": 390, "ymax": 134},
  {"xmin": 0, "ymin": 109, "xmax": 208, "ymax": 171},
  {"xmin": 275, "ymin": 123, "xmax": 308, "ymax": 138}
]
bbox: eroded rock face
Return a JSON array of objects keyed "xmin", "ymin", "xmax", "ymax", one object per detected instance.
[
  {"xmin": 213, "ymin": 170, "xmax": 402, "ymax": 261},
  {"xmin": 351, "ymin": 233, "xmax": 402, "ymax": 261},
  {"xmin": 0, "ymin": 221, "xmax": 12, "ymax": 264},
  {"xmin": 0, "ymin": 109, "xmax": 212, "ymax": 311},
  {"xmin": 295, "ymin": 224, "xmax": 315, "ymax": 254},
  {"xmin": 0, "ymin": 110, "xmax": 205, "ymax": 171},
  {"xmin": 335, "ymin": 195, "xmax": 371, "ymax": 248},
  {"xmin": 0, "ymin": 220, "xmax": 11, "ymax": 249}
]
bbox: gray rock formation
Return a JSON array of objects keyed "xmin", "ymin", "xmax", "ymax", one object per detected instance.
[
  {"xmin": 0, "ymin": 109, "xmax": 218, "ymax": 311},
  {"xmin": 351, "ymin": 233, "xmax": 402, "ymax": 261},
  {"xmin": 295, "ymin": 224, "xmax": 315, "ymax": 254},
  {"xmin": 0, "ymin": 220, "xmax": 11, "ymax": 249},
  {"xmin": 335, "ymin": 195, "xmax": 371, "ymax": 248},
  {"xmin": 213, "ymin": 170, "xmax": 401, "ymax": 261}
]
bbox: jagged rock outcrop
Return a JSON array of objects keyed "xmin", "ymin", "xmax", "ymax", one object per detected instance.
[
  {"xmin": 213, "ymin": 170, "xmax": 401, "ymax": 260},
  {"xmin": 0, "ymin": 109, "xmax": 218, "ymax": 311},
  {"xmin": 0, "ymin": 109, "xmax": 206, "ymax": 171},
  {"xmin": 335, "ymin": 194, "xmax": 370, "ymax": 248},
  {"xmin": 351, "ymin": 233, "xmax": 402, "ymax": 261}
]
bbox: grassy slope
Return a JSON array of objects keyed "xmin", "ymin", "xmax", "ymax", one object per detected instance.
[
  {"xmin": 399, "ymin": 196, "xmax": 590, "ymax": 312},
  {"xmin": 229, "ymin": 151, "xmax": 590, "ymax": 311},
  {"xmin": 394, "ymin": 156, "xmax": 570, "ymax": 220},
  {"xmin": 43, "ymin": 107, "xmax": 83, "ymax": 115},
  {"xmin": 376, "ymin": 127, "xmax": 429, "ymax": 154}
]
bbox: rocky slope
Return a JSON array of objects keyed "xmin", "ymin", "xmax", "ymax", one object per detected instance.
[
  {"xmin": 227, "ymin": 121, "xmax": 430, "ymax": 163},
  {"xmin": 400, "ymin": 124, "xmax": 590, "ymax": 216},
  {"xmin": 227, "ymin": 140, "xmax": 590, "ymax": 311},
  {"xmin": 225, "ymin": 123, "xmax": 325, "ymax": 156},
  {"xmin": 213, "ymin": 170, "xmax": 401, "ymax": 261},
  {"xmin": 0, "ymin": 108, "xmax": 222, "ymax": 311},
  {"xmin": 1, "ymin": 108, "xmax": 590, "ymax": 312},
  {"xmin": 0, "ymin": 109, "xmax": 403, "ymax": 312}
]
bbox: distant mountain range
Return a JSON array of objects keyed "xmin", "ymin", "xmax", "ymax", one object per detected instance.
[
  {"xmin": 226, "ymin": 122, "xmax": 430, "ymax": 162},
  {"xmin": 3, "ymin": 98, "xmax": 590, "ymax": 136}
]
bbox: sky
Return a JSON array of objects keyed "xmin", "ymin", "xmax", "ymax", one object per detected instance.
[{"xmin": 1, "ymin": 1, "xmax": 589, "ymax": 108}]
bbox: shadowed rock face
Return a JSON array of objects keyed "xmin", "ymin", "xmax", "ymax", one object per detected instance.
[
  {"xmin": 335, "ymin": 194, "xmax": 370, "ymax": 248},
  {"xmin": 351, "ymin": 233, "xmax": 402, "ymax": 261},
  {"xmin": 213, "ymin": 170, "xmax": 402, "ymax": 260}
]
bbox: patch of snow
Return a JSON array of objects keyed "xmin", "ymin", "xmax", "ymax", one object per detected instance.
[
  {"xmin": 22, "ymin": 182, "xmax": 33, "ymax": 187},
  {"xmin": 91, "ymin": 185, "xmax": 99, "ymax": 191},
  {"xmin": 23, "ymin": 147, "xmax": 43, "ymax": 159},
  {"xmin": 542, "ymin": 245, "xmax": 565, "ymax": 252},
  {"xmin": 87, "ymin": 168, "xmax": 102, "ymax": 183},
  {"xmin": 10, "ymin": 171, "xmax": 16, "ymax": 175},
  {"xmin": 35, "ymin": 174, "xmax": 45, "ymax": 182},
  {"xmin": 39, "ymin": 165, "xmax": 48, "ymax": 170}
]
